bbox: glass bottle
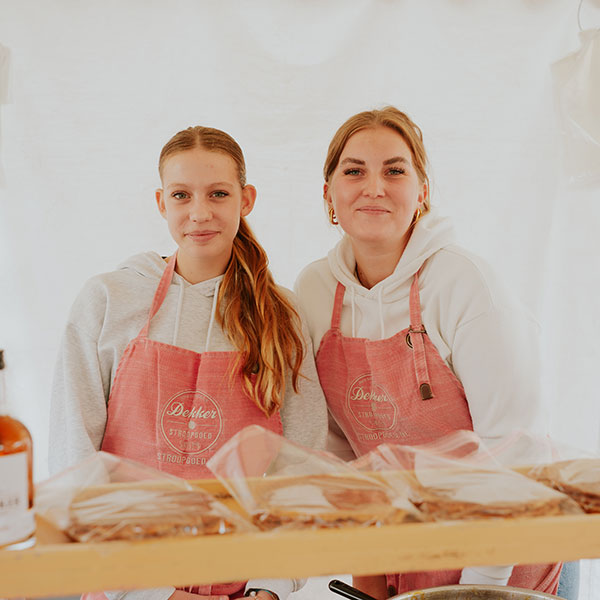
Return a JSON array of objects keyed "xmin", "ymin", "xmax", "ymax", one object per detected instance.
[{"xmin": 0, "ymin": 349, "xmax": 35, "ymax": 550}]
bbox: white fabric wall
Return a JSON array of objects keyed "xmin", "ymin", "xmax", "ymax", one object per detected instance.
[{"xmin": 1, "ymin": 1, "xmax": 599, "ymax": 598}]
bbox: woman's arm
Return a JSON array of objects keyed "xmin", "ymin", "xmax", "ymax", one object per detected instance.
[
  {"xmin": 426, "ymin": 248, "xmax": 549, "ymax": 442},
  {"xmin": 451, "ymin": 304, "xmax": 547, "ymax": 440},
  {"xmin": 48, "ymin": 300, "xmax": 110, "ymax": 474},
  {"xmin": 279, "ymin": 295, "xmax": 329, "ymax": 452}
]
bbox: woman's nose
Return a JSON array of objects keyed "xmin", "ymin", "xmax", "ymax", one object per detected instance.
[
  {"xmin": 189, "ymin": 198, "xmax": 212, "ymax": 222},
  {"xmin": 363, "ymin": 174, "xmax": 384, "ymax": 197}
]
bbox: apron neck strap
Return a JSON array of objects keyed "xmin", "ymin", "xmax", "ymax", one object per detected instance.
[
  {"xmin": 409, "ymin": 270, "xmax": 424, "ymax": 330},
  {"xmin": 408, "ymin": 268, "xmax": 433, "ymax": 400},
  {"xmin": 139, "ymin": 252, "xmax": 178, "ymax": 338},
  {"xmin": 331, "ymin": 282, "xmax": 346, "ymax": 329}
]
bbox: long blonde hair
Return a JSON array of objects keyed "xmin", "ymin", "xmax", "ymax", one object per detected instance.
[
  {"xmin": 324, "ymin": 106, "xmax": 430, "ymax": 214},
  {"xmin": 158, "ymin": 126, "xmax": 304, "ymax": 417}
]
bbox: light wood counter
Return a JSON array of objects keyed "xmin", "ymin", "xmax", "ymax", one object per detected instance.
[{"xmin": 1, "ymin": 479, "xmax": 599, "ymax": 598}]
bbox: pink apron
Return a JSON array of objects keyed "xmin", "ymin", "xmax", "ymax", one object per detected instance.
[
  {"xmin": 315, "ymin": 273, "xmax": 561, "ymax": 597},
  {"xmin": 84, "ymin": 254, "xmax": 283, "ymax": 600}
]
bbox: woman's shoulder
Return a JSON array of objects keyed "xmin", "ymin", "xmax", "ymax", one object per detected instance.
[
  {"xmin": 68, "ymin": 252, "xmax": 165, "ymax": 324},
  {"xmin": 427, "ymin": 245, "xmax": 502, "ymax": 293},
  {"xmin": 273, "ymin": 283, "xmax": 296, "ymax": 304},
  {"xmin": 76, "ymin": 251, "xmax": 156, "ymax": 293},
  {"xmin": 273, "ymin": 283, "xmax": 313, "ymax": 317},
  {"xmin": 294, "ymin": 256, "xmax": 334, "ymax": 296},
  {"xmin": 424, "ymin": 245, "xmax": 528, "ymax": 318}
]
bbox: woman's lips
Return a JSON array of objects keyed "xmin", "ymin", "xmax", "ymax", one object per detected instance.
[
  {"xmin": 186, "ymin": 231, "xmax": 219, "ymax": 241},
  {"xmin": 356, "ymin": 206, "xmax": 390, "ymax": 214}
]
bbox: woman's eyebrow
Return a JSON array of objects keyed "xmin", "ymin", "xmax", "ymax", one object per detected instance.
[
  {"xmin": 340, "ymin": 157, "xmax": 366, "ymax": 165},
  {"xmin": 383, "ymin": 156, "xmax": 409, "ymax": 165},
  {"xmin": 166, "ymin": 181, "xmax": 234, "ymax": 188}
]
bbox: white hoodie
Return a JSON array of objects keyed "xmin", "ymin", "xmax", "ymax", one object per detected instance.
[
  {"xmin": 49, "ymin": 251, "xmax": 327, "ymax": 600},
  {"xmin": 295, "ymin": 209, "xmax": 549, "ymax": 587},
  {"xmin": 295, "ymin": 208, "xmax": 548, "ymax": 445}
]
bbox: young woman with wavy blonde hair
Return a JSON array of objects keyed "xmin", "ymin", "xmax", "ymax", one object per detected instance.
[
  {"xmin": 50, "ymin": 125, "xmax": 327, "ymax": 600},
  {"xmin": 157, "ymin": 126, "xmax": 308, "ymax": 418}
]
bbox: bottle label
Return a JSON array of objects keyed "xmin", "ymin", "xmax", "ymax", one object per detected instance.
[{"xmin": 0, "ymin": 452, "xmax": 35, "ymax": 546}]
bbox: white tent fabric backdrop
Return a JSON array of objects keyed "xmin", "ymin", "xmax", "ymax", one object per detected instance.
[{"xmin": 1, "ymin": 1, "xmax": 599, "ymax": 598}]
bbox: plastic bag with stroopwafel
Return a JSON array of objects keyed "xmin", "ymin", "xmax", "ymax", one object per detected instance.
[
  {"xmin": 207, "ymin": 425, "xmax": 423, "ymax": 530},
  {"xmin": 351, "ymin": 432, "xmax": 583, "ymax": 521}
]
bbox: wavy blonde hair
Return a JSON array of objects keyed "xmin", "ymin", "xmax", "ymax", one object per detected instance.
[
  {"xmin": 324, "ymin": 106, "xmax": 430, "ymax": 214},
  {"xmin": 158, "ymin": 126, "xmax": 304, "ymax": 417}
]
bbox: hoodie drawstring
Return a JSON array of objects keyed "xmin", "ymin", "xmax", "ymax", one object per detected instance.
[
  {"xmin": 377, "ymin": 287, "xmax": 385, "ymax": 340},
  {"xmin": 205, "ymin": 279, "xmax": 220, "ymax": 352},
  {"xmin": 347, "ymin": 284, "xmax": 385, "ymax": 340},
  {"xmin": 351, "ymin": 287, "xmax": 356, "ymax": 338}
]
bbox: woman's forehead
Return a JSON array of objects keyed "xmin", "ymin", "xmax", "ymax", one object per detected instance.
[
  {"xmin": 341, "ymin": 127, "xmax": 413, "ymax": 161},
  {"xmin": 162, "ymin": 148, "xmax": 238, "ymax": 179}
]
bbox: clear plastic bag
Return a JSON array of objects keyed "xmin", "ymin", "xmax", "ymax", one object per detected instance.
[
  {"xmin": 478, "ymin": 429, "xmax": 590, "ymax": 469},
  {"xmin": 36, "ymin": 451, "xmax": 254, "ymax": 542},
  {"xmin": 206, "ymin": 425, "xmax": 422, "ymax": 530},
  {"xmin": 552, "ymin": 29, "xmax": 600, "ymax": 186},
  {"xmin": 486, "ymin": 430, "xmax": 600, "ymax": 514},
  {"xmin": 351, "ymin": 431, "xmax": 583, "ymax": 521},
  {"xmin": 531, "ymin": 457, "xmax": 600, "ymax": 513}
]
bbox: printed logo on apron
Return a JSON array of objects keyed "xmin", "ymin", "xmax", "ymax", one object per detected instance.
[
  {"xmin": 160, "ymin": 389, "xmax": 223, "ymax": 455},
  {"xmin": 346, "ymin": 373, "xmax": 397, "ymax": 431}
]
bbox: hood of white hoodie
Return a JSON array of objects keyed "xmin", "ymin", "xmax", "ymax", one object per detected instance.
[
  {"xmin": 327, "ymin": 207, "xmax": 456, "ymax": 301},
  {"xmin": 116, "ymin": 251, "xmax": 224, "ymax": 298}
]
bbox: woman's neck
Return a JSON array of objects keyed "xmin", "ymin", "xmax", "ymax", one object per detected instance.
[
  {"xmin": 167, "ymin": 252, "xmax": 229, "ymax": 285},
  {"xmin": 352, "ymin": 244, "xmax": 404, "ymax": 290}
]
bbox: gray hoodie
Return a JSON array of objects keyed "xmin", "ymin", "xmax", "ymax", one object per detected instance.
[{"xmin": 49, "ymin": 251, "xmax": 327, "ymax": 600}]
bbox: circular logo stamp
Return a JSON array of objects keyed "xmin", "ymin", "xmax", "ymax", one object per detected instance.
[
  {"xmin": 346, "ymin": 374, "xmax": 397, "ymax": 431},
  {"xmin": 160, "ymin": 390, "xmax": 223, "ymax": 455}
]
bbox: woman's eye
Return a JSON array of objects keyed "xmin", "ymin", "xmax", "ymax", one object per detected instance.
[
  {"xmin": 172, "ymin": 192, "xmax": 188, "ymax": 200},
  {"xmin": 387, "ymin": 168, "xmax": 405, "ymax": 175},
  {"xmin": 343, "ymin": 168, "xmax": 362, "ymax": 176},
  {"xmin": 211, "ymin": 190, "xmax": 228, "ymax": 198}
]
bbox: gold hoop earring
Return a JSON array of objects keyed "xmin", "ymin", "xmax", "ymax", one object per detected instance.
[{"xmin": 328, "ymin": 206, "xmax": 339, "ymax": 225}]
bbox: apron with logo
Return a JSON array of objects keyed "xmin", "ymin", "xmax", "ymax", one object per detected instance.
[
  {"xmin": 316, "ymin": 272, "xmax": 561, "ymax": 596},
  {"xmin": 84, "ymin": 254, "xmax": 283, "ymax": 600}
]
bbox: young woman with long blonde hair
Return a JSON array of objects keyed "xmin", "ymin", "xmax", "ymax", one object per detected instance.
[{"xmin": 50, "ymin": 125, "xmax": 327, "ymax": 600}]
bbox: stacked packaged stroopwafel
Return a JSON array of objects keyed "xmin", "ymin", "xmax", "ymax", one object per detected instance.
[
  {"xmin": 481, "ymin": 430, "xmax": 600, "ymax": 515},
  {"xmin": 207, "ymin": 425, "xmax": 423, "ymax": 530},
  {"xmin": 36, "ymin": 451, "xmax": 253, "ymax": 542},
  {"xmin": 532, "ymin": 458, "xmax": 600, "ymax": 513},
  {"xmin": 351, "ymin": 431, "xmax": 582, "ymax": 521}
]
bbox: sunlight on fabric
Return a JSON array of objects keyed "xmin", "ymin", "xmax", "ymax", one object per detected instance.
[{"xmin": 552, "ymin": 28, "xmax": 600, "ymax": 186}]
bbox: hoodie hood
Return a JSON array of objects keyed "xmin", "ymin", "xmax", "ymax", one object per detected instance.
[
  {"xmin": 116, "ymin": 251, "xmax": 223, "ymax": 349},
  {"xmin": 327, "ymin": 207, "xmax": 456, "ymax": 301},
  {"xmin": 325, "ymin": 208, "xmax": 457, "ymax": 339},
  {"xmin": 117, "ymin": 251, "xmax": 224, "ymax": 297}
]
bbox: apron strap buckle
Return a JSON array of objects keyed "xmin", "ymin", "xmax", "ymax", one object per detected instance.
[{"xmin": 408, "ymin": 325, "xmax": 427, "ymax": 334}]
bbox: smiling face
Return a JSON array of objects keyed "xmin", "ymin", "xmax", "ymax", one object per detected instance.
[
  {"xmin": 156, "ymin": 147, "xmax": 256, "ymax": 283},
  {"xmin": 325, "ymin": 126, "xmax": 427, "ymax": 257}
]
